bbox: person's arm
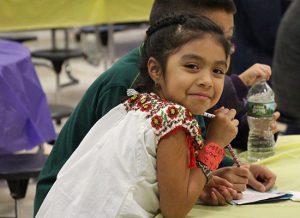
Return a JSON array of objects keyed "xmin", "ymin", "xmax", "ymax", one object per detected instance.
[
  {"xmin": 96, "ymin": 86, "xmax": 128, "ymax": 118},
  {"xmin": 156, "ymin": 104, "xmax": 239, "ymax": 216},
  {"xmin": 218, "ymin": 155, "xmax": 235, "ymax": 167},
  {"xmin": 157, "ymin": 130, "xmax": 207, "ymax": 218}
]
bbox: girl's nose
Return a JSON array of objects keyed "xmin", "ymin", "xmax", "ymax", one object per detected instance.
[{"xmin": 195, "ymin": 70, "xmax": 212, "ymax": 88}]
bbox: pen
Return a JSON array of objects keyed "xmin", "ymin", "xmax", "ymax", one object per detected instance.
[{"xmin": 203, "ymin": 112, "xmax": 241, "ymax": 167}]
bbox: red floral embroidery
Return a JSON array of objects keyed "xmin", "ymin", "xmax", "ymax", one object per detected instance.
[
  {"xmin": 141, "ymin": 103, "xmax": 152, "ymax": 112},
  {"xmin": 166, "ymin": 106, "xmax": 179, "ymax": 119},
  {"xmin": 128, "ymin": 95, "xmax": 138, "ymax": 104},
  {"xmin": 151, "ymin": 115, "xmax": 163, "ymax": 130},
  {"xmin": 185, "ymin": 110, "xmax": 194, "ymax": 121},
  {"xmin": 137, "ymin": 97, "xmax": 148, "ymax": 107},
  {"xmin": 198, "ymin": 127, "xmax": 202, "ymax": 135}
]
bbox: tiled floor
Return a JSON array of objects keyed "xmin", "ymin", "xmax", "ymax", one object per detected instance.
[{"xmin": 0, "ymin": 26, "xmax": 146, "ymax": 218}]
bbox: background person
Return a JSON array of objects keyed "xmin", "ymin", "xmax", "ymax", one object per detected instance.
[
  {"xmin": 231, "ymin": 0, "xmax": 283, "ymax": 75},
  {"xmin": 272, "ymin": 0, "xmax": 300, "ymax": 134}
]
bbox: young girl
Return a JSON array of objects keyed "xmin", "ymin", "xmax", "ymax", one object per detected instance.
[{"xmin": 36, "ymin": 14, "xmax": 238, "ymax": 218}]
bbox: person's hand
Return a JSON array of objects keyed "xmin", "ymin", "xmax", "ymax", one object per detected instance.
[
  {"xmin": 247, "ymin": 164, "xmax": 277, "ymax": 192},
  {"xmin": 213, "ymin": 166, "xmax": 250, "ymax": 192},
  {"xmin": 199, "ymin": 175, "xmax": 242, "ymax": 205},
  {"xmin": 271, "ymin": 111, "xmax": 281, "ymax": 134},
  {"xmin": 205, "ymin": 107, "xmax": 239, "ymax": 147},
  {"xmin": 239, "ymin": 64, "xmax": 271, "ymax": 87}
]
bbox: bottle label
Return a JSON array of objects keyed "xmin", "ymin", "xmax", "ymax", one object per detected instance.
[{"xmin": 247, "ymin": 102, "xmax": 275, "ymax": 117}]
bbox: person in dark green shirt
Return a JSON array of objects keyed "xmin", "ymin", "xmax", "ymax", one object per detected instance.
[{"xmin": 34, "ymin": 0, "xmax": 277, "ymax": 215}]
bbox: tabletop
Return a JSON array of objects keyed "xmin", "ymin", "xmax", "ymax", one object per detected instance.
[
  {"xmin": 0, "ymin": 0, "xmax": 153, "ymax": 32},
  {"xmin": 155, "ymin": 135, "xmax": 300, "ymax": 218},
  {"xmin": 0, "ymin": 40, "xmax": 56, "ymax": 154}
]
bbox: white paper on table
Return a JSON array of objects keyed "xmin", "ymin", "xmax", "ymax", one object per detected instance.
[
  {"xmin": 231, "ymin": 188, "xmax": 291, "ymax": 205},
  {"xmin": 289, "ymin": 191, "xmax": 300, "ymax": 201}
]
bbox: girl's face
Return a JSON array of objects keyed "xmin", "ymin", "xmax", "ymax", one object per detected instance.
[{"xmin": 157, "ymin": 34, "xmax": 227, "ymax": 115}]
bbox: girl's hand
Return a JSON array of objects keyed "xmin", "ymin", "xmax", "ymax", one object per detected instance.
[
  {"xmin": 205, "ymin": 107, "xmax": 239, "ymax": 147},
  {"xmin": 247, "ymin": 164, "xmax": 277, "ymax": 192},
  {"xmin": 238, "ymin": 63, "xmax": 271, "ymax": 87},
  {"xmin": 199, "ymin": 175, "xmax": 242, "ymax": 205},
  {"xmin": 213, "ymin": 166, "xmax": 250, "ymax": 192}
]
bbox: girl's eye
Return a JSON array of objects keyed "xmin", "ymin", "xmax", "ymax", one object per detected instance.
[
  {"xmin": 213, "ymin": 68, "xmax": 225, "ymax": 75},
  {"xmin": 185, "ymin": 64, "xmax": 199, "ymax": 70}
]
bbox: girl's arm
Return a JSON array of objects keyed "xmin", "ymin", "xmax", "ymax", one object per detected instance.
[{"xmin": 157, "ymin": 130, "xmax": 206, "ymax": 218}]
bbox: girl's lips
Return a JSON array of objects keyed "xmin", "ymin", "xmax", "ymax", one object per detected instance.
[{"xmin": 189, "ymin": 93, "xmax": 211, "ymax": 100}]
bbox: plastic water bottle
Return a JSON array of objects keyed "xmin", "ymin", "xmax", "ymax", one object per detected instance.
[{"xmin": 247, "ymin": 80, "xmax": 276, "ymax": 162}]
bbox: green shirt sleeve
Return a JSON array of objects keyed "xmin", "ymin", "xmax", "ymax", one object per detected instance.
[
  {"xmin": 195, "ymin": 115, "xmax": 206, "ymax": 137},
  {"xmin": 218, "ymin": 155, "xmax": 235, "ymax": 167}
]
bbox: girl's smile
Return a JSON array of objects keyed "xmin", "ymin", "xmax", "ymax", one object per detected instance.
[
  {"xmin": 155, "ymin": 33, "xmax": 228, "ymax": 115},
  {"xmin": 188, "ymin": 92, "xmax": 212, "ymax": 100}
]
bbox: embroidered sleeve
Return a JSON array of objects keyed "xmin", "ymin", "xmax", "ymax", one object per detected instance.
[
  {"xmin": 123, "ymin": 92, "xmax": 204, "ymax": 168},
  {"xmin": 150, "ymin": 104, "xmax": 204, "ymax": 168}
]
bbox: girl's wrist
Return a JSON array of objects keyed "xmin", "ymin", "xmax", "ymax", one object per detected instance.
[
  {"xmin": 196, "ymin": 161, "xmax": 212, "ymax": 184},
  {"xmin": 196, "ymin": 142, "xmax": 225, "ymax": 172}
]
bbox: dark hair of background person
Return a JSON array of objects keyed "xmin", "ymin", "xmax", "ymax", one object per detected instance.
[
  {"xmin": 135, "ymin": 14, "xmax": 231, "ymax": 93},
  {"xmin": 149, "ymin": 0, "xmax": 237, "ymax": 25}
]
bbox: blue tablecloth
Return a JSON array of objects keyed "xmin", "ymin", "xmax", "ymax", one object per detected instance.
[{"xmin": 0, "ymin": 40, "xmax": 56, "ymax": 154}]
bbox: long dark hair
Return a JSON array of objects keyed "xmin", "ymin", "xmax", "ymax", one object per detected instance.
[{"xmin": 135, "ymin": 14, "xmax": 230, "ymax": 93}]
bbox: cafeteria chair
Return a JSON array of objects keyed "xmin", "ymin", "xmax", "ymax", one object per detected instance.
[
  {"xmin": 0, "ymin": 152, "xmax": 48, "ymax": 218},
  {"xmin": 75, "ymin": 24, "xmax": 128, "ymax": 46},
  {"xmin": 49, "ymin": 104, "xmax": 73, "ymax": 126},
  {"xmin": 75, "ymin": 23, "xmax": 147, "ymax": 69},
  {"xmin": 31, "ymin": 28, "xmax": 85, "ymax": 88},
  {"xmin": 31, "ymin": 29, "xmax": 84, "ymax": 125},
  {"xmin": 75, "ymin": 24, "xmax": 127, "ymax": 68}
]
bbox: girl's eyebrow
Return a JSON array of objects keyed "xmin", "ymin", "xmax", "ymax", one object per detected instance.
[
  {"xmin": 181, "ymin": 54, "xmax": 227, "ymax": 69},
  {"xmin": 181, "ymin": 53, "xmax": 204, "ymax": 62},
  {"xmin": 215, "ymin": 60, "xmax": 228, "ymax": 69}
]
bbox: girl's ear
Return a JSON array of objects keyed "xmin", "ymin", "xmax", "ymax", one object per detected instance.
[{"xmin": 147, "ymin": 57, "xmax": 162, "ymax": 83}]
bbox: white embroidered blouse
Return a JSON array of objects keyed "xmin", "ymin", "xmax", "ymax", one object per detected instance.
[{"xmin": 36, "ymin": 93, "xmax": 203, "ymax": 218}]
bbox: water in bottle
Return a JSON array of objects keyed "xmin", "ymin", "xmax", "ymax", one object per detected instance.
[{"xmin": 247, "ymin": 80, "xmax": 276, "ymax": 162}]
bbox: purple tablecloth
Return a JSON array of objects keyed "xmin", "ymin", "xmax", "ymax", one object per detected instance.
[{"xmin": 0, "ymin": 40, "xmax": 56, "ymax": 154}]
